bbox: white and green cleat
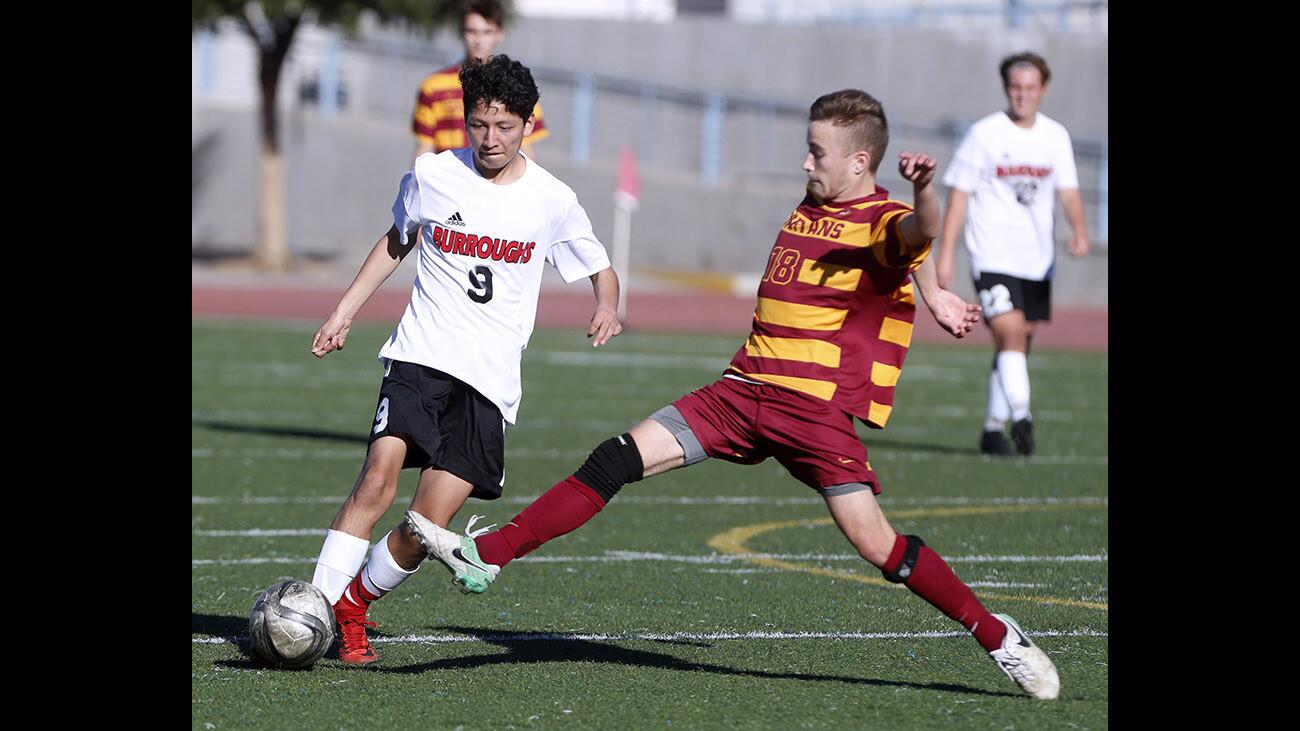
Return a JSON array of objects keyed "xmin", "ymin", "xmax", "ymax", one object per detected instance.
[
  {"xmin": 405, "ymin": 511, "xmax": 500, "ymax": 594},
  {"xmin": 988, "ymin": 613, "xmax": 1061, "ymax": 700}
]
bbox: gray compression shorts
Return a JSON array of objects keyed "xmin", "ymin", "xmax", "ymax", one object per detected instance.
[{"xmin": 647, "ymin": 405, "xmax": 709, "ymax": 466}]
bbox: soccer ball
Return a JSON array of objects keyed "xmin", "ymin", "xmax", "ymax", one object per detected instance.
[{"xmin": 248, "ymin": 580, "xmax": 336, "ymax": 668}]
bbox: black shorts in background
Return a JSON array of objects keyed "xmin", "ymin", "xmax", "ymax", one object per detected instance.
[
  {"xmin": 973, "ymin": 272, "xmax": 1052, "ymax": 322},
  {"xmin": 367, "ymin": 360, "xmax": 506, "ymax": 500}
]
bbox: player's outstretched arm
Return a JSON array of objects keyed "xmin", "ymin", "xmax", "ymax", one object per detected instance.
[
  {"xmin": 587, "ymin": 267, "xmax": 623, "ymax": 348},
  {"xmin": 312, "ymin": 226, "xmax": 413, "ymax": 358},
  {"xmin": 936, "ymin": 188, "xmax": 968, "ymax": 288},
  {"xmin": 1058, "ymin": 188, "xmax": 1091, "ymax": 257},
  {"xmin": 912, "ymin": 257, "xmax": 980, "ymax": 339},
  {"xmin": 896, "ymin": 152, "xmax": 941, "ymax": 249}
]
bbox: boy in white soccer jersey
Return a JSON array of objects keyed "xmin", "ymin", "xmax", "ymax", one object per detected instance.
[
  {"xmin": 307, "ymin": 55, "xmax": 622, "ymax": 665},
  {"xmin": 935, "ymin": 51, "xmax": 1091, "ymax": 457}
]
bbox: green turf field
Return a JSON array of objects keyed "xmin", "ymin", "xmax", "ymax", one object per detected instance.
[{"xmin": 192, "ymin": 318, "xmax": 1108, "ymax": 729}]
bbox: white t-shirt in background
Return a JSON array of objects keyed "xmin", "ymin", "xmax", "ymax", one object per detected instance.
[{"xmin": 943, "ymin": 111, "xmax": 1079, "ymax": 281}]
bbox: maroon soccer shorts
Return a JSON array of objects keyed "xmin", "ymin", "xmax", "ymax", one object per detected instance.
[{"xmin": 671, "ymin": 377, "xmax": 881, "ymax": 493}]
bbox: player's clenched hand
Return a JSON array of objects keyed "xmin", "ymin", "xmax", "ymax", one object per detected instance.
[
  {"xmin": 311, "ymin": 312, "xmax": 352, "ymax": 358},
  {"xmin": 587, "ymin": 307, "xmax": 623, "ymax": 348},
  {"xmin": 928, "ymin": 289, "xmax": 981, "ymax": 339},
  {"xmin": 898, "ymin": 152, "xmax": 937, "ymax": 187}
]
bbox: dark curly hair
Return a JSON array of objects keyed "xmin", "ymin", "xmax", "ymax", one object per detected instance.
[{"xmin": 460, "ymin": 54, "xmax": 539, "ymax": 123}]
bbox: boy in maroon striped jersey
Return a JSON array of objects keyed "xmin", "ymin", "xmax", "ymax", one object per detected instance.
[{"xmin": 409, "ymin": 89, "xmax": 1061, "ymax": 700}]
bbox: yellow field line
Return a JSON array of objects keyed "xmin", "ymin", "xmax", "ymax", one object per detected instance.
[{"xmin": 706, "ymin": 504, "xmax": 1108, "ymax": 611}]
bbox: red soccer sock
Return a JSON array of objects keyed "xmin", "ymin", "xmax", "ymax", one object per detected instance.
[
  {"xmin": 884, "ymin": 535, "xmax": 1007, "ymax": 652},
  {"xmin": 474, "ymin": 476, "xmax": 606, "ymax": 568},
  {"xmin": 338, "ymin": 568, "xmax": 381, "ymax": 610}
]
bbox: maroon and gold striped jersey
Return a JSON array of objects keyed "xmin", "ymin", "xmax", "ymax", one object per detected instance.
[
  {"xmin": 727, "ymin": 187, "xmax": 929, "ymax": 428},
  {"xmin": 411, "ymin": 63, "xmax": 549, "ymax": 153}
]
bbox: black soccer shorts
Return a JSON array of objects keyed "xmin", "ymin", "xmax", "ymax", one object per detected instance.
[
  {"xmin": 973, "ymin": 272, "xmax": 1052, "ymax": 322},
  {"xmin": 367, "ymin": 359, "xmax": 506, "ymax": 500}
]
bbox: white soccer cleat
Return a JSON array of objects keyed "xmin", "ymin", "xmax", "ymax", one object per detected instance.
[
  {"xmin": 988, "ymin": 613, "xmax": 1061, "ymax": 700},
  {"xmin": 405, "ymin": 511, "xmax": 500, "ymax": 594}
]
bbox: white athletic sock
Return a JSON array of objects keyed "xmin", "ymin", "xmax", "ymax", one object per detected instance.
[
  {"xmin": 984, "ymin": 363, "xmax": 1011, "ymax": 431},
  {"xmin": 996, "ymin": 351, "xmax": 1031, "ymax": 422},
  {"xmin": 361, "ymin": 530, "xmax": 418, "ymax": 598},
  {"xmin": 312, "ymin": 529, "xmax": 371, "ymax": 604}
]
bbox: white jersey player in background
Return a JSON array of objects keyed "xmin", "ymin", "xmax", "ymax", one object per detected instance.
[
  {"xmin": 307, "ymin": 55, "xmax": 621, "ymax": 665},
  {"xmin": 935, "ymin": 51, "xmax": 1090, "ymax": 457}
]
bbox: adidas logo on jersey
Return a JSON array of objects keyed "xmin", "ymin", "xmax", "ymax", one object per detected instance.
[{"xmin": 446, "ymin": 212, "xmax": 466, "ymax": 227}]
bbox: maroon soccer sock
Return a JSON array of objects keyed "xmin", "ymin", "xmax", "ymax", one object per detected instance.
[
  {"xmin": 474, "ymin": 476, "xmax": 607, "ymax": 568},
  {"xmin": 883, "ymin": 535, "xmax": 1007, "ymax": 652}
]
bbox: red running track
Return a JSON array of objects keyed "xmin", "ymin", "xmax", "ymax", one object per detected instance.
[{"xmin": 192, "ymin": 286, "xmax": 1107, "ymax": 353}]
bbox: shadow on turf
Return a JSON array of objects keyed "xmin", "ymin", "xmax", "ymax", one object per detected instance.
[
  {"xmin": 860, "ymin": 436, "xmax": 981, "ymax": 456},
  {"xmin": 194, "ymin": 420, "xmax": 366, "ymax": 445},
  {"xmin": 193, "ymin": 612, "xmax": 248, "ymax": 639},
  {"xmin": 377, "ymin": 626, "xmax": 1014, "ymax": 697}
]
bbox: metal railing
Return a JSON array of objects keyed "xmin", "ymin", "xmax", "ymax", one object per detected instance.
[{"xmin": 192, "ymin": 23, "xmax": 1108, "ymax": 246}]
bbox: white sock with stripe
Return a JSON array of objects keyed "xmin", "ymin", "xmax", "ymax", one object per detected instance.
[
  {"xmin": 312, "ymin": 529, "xmax": 370, "ymax": 605},
  {"xmin": 995, "ymin": 351, "xmax": 1031, "ymax": 422},
  {"xmin": 361, "ymin": 531, "xmax": 418, "ymax": 598}
]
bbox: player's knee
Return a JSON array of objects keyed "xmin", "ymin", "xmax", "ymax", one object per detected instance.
[
  {"xmin": 881, "ymin": 534, "xmax": 926, "ymax": 583},
  {"xmin": 574, "ymin": 433, "xmax": 645, "ymax": 503}
]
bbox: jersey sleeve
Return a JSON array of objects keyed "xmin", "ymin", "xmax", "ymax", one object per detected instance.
[
  {"xmin": 1055, "ymin": 127, "xmax": 1080, "ymax": 189},
  {"xmin": 391, "ymin": 171, "xmax": 425, "ymax": 246},
  {"xmin": 872, "ymin": 205, "xmax": 930, "ymax": 271},
  {"xmin": 942, "ymin": 129, "xmax": 984, "ymax": 194},
  {"xmin": 546, "ymin": 198, "xmax": 610, "ymax": 283}
]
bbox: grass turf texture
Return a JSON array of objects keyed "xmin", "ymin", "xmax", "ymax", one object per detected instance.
[{"xmin": 193, "ymin": 318, "xmax": 1108, "ymax": 729}]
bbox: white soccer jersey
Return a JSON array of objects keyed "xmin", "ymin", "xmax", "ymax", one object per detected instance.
[
  {"xmin": 943, "ymin": 111, "xmax": 1079, "ymax": 281},
  {"xmin": 379, "ymin": 147, "xmax": 610, "ymax": 424}
]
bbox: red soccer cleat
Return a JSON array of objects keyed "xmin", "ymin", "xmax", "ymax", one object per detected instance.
[{"xmin": 333, "ymin": 597, "xmax": 379, "ymax": 666}]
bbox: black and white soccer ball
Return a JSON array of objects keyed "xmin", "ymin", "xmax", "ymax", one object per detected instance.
[{"xmin": 248, "ymin": 580, "xmax": 336, "ymax": 668}]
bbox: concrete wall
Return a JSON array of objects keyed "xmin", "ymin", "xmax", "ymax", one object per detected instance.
[
  {"xmin": 192, "ymin": 16, "xmax": 1107, "ymax": 307},
  {"xmin": 499, "ymin": 16, "xmax": 1107, "ymax": 140}
]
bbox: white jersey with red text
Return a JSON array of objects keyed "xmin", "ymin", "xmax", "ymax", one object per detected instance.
[
  {"xmin": 380, "ymin": 147, "xmax": 610, "ymax": 424},
  {"xmin": 943, "ymin": 111, "xmax": 1079, "ymax": 281}
]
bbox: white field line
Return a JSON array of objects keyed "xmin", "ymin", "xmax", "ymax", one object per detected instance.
[
  {"xmin": 193, "ymin": 495, "xmax": 1108, "ymax": 508},
  {"xmin": 189, "ymin": 446, "xmax": 1107, "ymax": 466},
  {"xmin": 189, "ymin": 447, "xmax": 1108, "ymax": 466},
  {"xmin": 193, "ymin": 407, "xmax": 1104, "ymax": 427},
  {"xmin": 192, "ymin": 551, "xmax": 1108, "ymax": 567},
  {"xmin": 190, "ymin": 447, "xmax": 594, "ymax": 461},
  {"xmin": 193, "ymin": 628, "xmax": 1109, "ymax": 645}
]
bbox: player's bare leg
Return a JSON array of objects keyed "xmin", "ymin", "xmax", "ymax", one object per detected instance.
[
  {"xmin": 822, "ymin": 489, "xmax": 898, "ymax": 566},
  {"xmin": 823, "ymin": 489, "xmax": 1058, "ymax": 698},
  {"xmin": 312, "ymin": 436, "xmax": 408, "ymax": 604},
  {"xmin": 328, "ymin": 436, "xmax": 410, "ymax": 538},
  {"xmin": 410, "ymin": 418, "xmax": 687, "ymax": 591},
  {"xmin": 311, "ymin": 436, "xmax": 408, "ymax": 665},
  {"xmin": 398, "ymin": 469, "xmax": 476, "ymax": 566},
  {"xmin": 627, "ymin": 418, "xmax": 688, "ymax": 477},
  {"xmin": 987, "ymin": 310, "xmax": 1035, "ymax": 455}
]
